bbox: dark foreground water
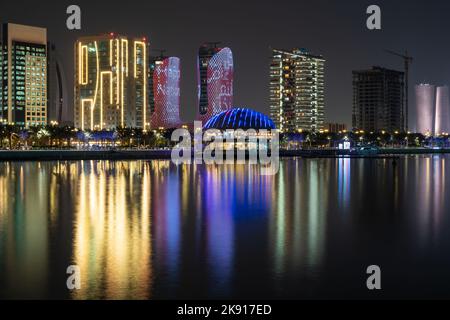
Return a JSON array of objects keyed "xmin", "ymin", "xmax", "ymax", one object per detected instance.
[{"xmin": 0, "ymin": 156, "xmax": 450, "ymax": 300}]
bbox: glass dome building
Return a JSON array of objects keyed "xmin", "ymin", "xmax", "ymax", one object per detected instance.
[{"xmin": 203, "ymin": 108, "xmax": 276, "ymax": 131}]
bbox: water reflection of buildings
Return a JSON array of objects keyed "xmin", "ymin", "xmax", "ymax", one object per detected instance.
[
  {"xmin": 72, "ymin": 161, "xmax": 152, "ymax": 299},
  {"xmin": 2, "ymin": 156, "xmax": 448, "ymax": 299},
  {"xmin": 415, "ymin": 156, "xmax": 447, "ymax": 245},
  {"xmin": 0, "ymin": 163, "xmax": 51, "ymax": 298},
  {"xmin": 433, "ymin": 157, "xmax": 446, "ymax": 232},
  {"xmin": 71, "ymin": 161, "xmax": 241, "ymax": 298},
  {"xmin": 153, "ymin": 161, "xmax": 182, "ymax": 291},
  {"xmin": 337, "ymin": 158, "xmax": 351, "ymax": 209},
  {"xmin": 147, "ymin": 163, "xmax": 270, "ymax": 297},
  {"xmin": 202, "ymin": 165, "xmax": 236, "ymax": 296},
  {"xmin": 270, "ymin": 160, "xmax": 328, "ymax": 291}
]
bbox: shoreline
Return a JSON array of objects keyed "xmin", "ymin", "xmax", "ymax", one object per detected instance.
[{"xmin": 0, "ymin": 148, "xmax": 449, "ymax": 161}]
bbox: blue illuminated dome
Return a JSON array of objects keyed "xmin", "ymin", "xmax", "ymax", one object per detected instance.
[{"xmin": 203, "ymin": 108, "xmax": 276, "ymax": 130}]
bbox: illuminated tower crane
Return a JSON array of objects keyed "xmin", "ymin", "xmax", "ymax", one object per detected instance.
[{"xmin": 386, "ymin": 50, "xmax": 414, "ymax": 132}]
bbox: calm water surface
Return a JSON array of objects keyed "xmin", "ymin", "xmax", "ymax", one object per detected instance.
[{"xmin": 1, "ymin": 156, "xmax": 450, "ymax": 299}]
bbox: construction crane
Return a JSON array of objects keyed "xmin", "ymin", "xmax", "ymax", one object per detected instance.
[{"xmin": 385, "ymin": 50, "xmax": 414, "ymax": 132}]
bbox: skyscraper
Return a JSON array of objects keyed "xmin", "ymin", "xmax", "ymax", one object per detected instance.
[
  {"xmin": 197, "ymin": 43, "xmax": 233, "ymax": 123},
  {"xmin": 0, "ymin": 23, "xmax": 48, "ymax": 127},
  {"xmin": 149, "ymin": 55, "xmax": 181, "ymax": 129},
  {"xmin": 435, "ymin": 86, "xmax": 450, "ymax": 135},
  {"xmin": 352, "ymin": 66, "xmax": 404, "ymax": 133},
  {"xmin": 269, "ymin": 48, "xmax": 325, "ymax": 133},
  {"xmin": 415, "ymin": 84, "xmax": 435, "ymax": 135},
  {"xmin": 74, "ymin": 34, "xmax": 148, "ymax": 130}
]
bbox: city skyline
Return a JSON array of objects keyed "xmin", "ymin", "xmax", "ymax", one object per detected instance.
[
  {"xmin": 3, "ymin": 0, "xmax": 450, "ymax": 128},
  {"xmin": 2, "ymin": 24, "xmax": 448, "ymax": 134},
  {"xmin": 3, "ymin": 0, "xmax": 450, "ymax": 305}
]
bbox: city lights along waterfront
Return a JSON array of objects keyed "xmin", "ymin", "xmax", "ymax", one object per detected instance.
[{"xmin": 3, "ymin": 1, "xmax": 450, "ymax": 303}]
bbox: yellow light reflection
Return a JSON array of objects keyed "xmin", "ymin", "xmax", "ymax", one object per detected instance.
[{"xmin": 72, "ymin": 161, "xmax": 152, "ymax": 300}]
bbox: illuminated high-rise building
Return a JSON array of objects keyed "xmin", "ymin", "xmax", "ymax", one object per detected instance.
[
  {"xmin": 197, "ymin": 43, "xmax": 233, "ymax": 123},
  {"xmin": 0, "ymin": 23, "xmax": 48, "ymax": 127},
  {"xmin": 270, "ymin": 48, "xmax": 325, "ymax": 133},
  {"xmin": 353, "ymin": 67, "xmax": 404, "ymax": 133},
  {"xmin": 435, "ymin": 86, "xmax": 450, "ymax": 135},
  {"xmin": 415, "ymin": 84, "xmax": 435, "ymax": 135},
  {"xmin": 149, "ymin": 55, "xmax": 181, "ymax": 129},
  {"xmin": 74, "ymin": 34, "xmax": 148, "ymax": 130}
]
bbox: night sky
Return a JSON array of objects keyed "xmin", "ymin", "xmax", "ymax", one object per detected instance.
[{"xmin": 2, "ymin": 0, "xmax": 450, "ymax": 127}]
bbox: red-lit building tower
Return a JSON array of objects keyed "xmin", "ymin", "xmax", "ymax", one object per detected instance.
[
  {"xmin": 149, "ymin": 56, "xmax": 181, "ymax": 129},
  {"xmin": 197, "ymin": 43, "xmax": 234, "ymax": 123}
]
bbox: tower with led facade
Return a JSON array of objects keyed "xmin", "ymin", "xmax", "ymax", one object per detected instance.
[
  {"xmin": 74, "ymin": 34, "xmax": 148, "ymax": 130},
  {"xmin": 197, "ymin": 43, "xmax": 233, "ymax": 123},
  {"xmin": 1, "ymin": 23, "xmax": 48, "ymax": 127},
  {"xmin": 149, "ymin": 55, "xmax": 181, "ymax": 129},
  {"xmin": 270, "ymin": 48, "xmax": 325, "ymax": 133}
]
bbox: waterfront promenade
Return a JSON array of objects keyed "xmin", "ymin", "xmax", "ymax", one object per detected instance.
[{"xmin": 0, "ymin": 148, "xmax": 450, "ymax": 161}]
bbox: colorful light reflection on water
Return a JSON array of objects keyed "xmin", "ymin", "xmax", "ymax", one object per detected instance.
[{"xmin": 0, "ymin": 156, "xmax": 450, "ymax": 299}]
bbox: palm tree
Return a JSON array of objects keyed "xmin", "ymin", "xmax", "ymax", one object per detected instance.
[
  {"xmin": 142, "ymin": 130, "xmax": 155, "ymax": 149},
  {"xmin": 0, "ymin": 125, "xmax": 5, "ymax": 149},
  {"xmin": 116, "ymin": 127, "xmax": 134, "ymax": 148},
  {"xmin": 62, "ymin": 126, "xmax": 76, "ymax": 148},
  {"xmin": 37, "ymin": 127, "xmax": 51, "ymax": 147},
  {"xmin": 3, "ymin": 125, "xmax": 18, "ymax": 150},
  {"xmin": 133, "ymin": 128, "xmax": 144, "ymax": 148},
  {"xmin": 18, "ymin": 130, "xmax": 30, "ymax": 149}
]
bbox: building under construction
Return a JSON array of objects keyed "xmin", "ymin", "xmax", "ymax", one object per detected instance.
[{"xmin": 352, "ymin": 66, "xmax": 405, "ymax": 133}]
